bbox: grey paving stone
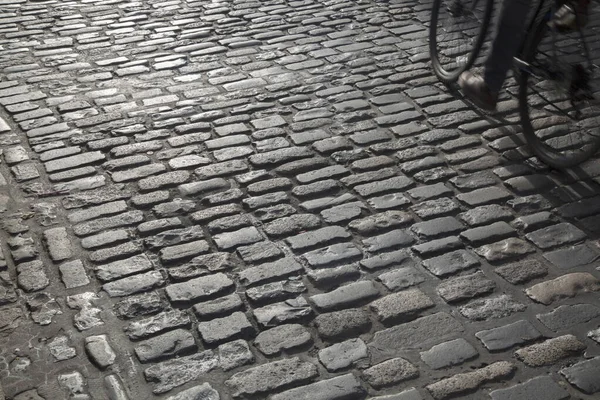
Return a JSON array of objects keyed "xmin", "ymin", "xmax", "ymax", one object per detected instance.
[
  {"xmin": 159, "ymin": 238, "xmax": 210, "ymax": 262},
  {"xmin": 459, "ymin": 294, "xmax": 526, "ymax": 321},
  {"xmin": 245, "ymin": 278, "xmax": 305, "ymax": 304},
  {"xmin": 124, "ymin": 310, "xmax": 191, "ymax": 340},
  {"xmin": 359, "ymin": 250, "xmax": 413, "ymax": 272},
  {"xmin": 490, "ymin": 376, "xmax": 569, "ymax": 400},
  {"xmin": 253, "ymin": 296, "xmax": 313, "ymax": 328},
  {"xmin": 134, "ymin": 329, "xmax": 196, "ymax": 363},
  {"xmin": 369, "ymin": 388, "xmax": 424, "ymax": 400},
  {"xmin": 310, "ymin": 281, "xmax": 379, "ymax": 312},
  {"xmin": 377, "ymin": 266, "xmax": 426, "ymax": 292},
  {"xmin": 427, "ymin": 361, "xmax": 515, "ymax": 400},
  {"xmin": 537, "ymin": 303, "xmax": 600, "ymax": 331},
  {"xmin": 456, "ymin": 186, "xmax": 512, "ymax": 206},
  {"xmin": 476, "ymin": 320, "xmax": 542, "ymax": 351},
  {"xmin": 192, "ymin": 293, "xmax": 244, "ymax": 320},
  {"xmin": 526, "ymin": 272, "xmax": 600, "ymax": 305},
  {"xmin": 144, "ymin": 351, "xmax": 218, "ymax": 394},
  {"xmin": 543, "ymin": 244, "xmax": 600, "ymax": 269},
  {"xmin": 318, "ymin": 338, "xmax": 368, "ymax": 371},
  {"xmin": 85, "ymin": 335, "xmax": 116, "ymax": 369},
  {"xmin": 164, "ymin": 383, "xmax": 220, "ymax": 400},
  {"xmin": 420, "ymin": 338, "xmax": 478, "ymax": 370},
  {"xmin": 16, "ymin": 260, "xmax": 50, "ymax": 292},
  {"xmin": 437, "ymin": 271, "xmax": 496, "ymax": 303},
  {"xmin": 303, "ymin": 242, "xmax": 363, "ymax": 268},
  {"xmin": 225, "ymin": 357, "xmax": 318, "ymax": 398},
  {"xmin": 525, "ymin": 222, "xmax": 586, "ymax": 249},
  {"xmin": 59, "ymin": 260, "xmax": 90, "ymax": 289},
  {"xmin": 254, "ymin": 324, "xmax": 312, "ymax": 356},
  {"xmin": 411, "ymin": 216, "xmax": 464, "ymax": 240},
  {"xmin": 286, "ymin": 226, "xmax": 350, "ymax": 251},
  {"xmin": 412, "ymin": 236, "xmax": 463, "ymax": 257},
  {"xmin": 422, "ymin": 250, "xmax": 479, "ymax": 277},
  {"xmin": 494, "ymin": 259, "xmax": 548, "ymax": 284},
  {"xmin": 270, "ymin": 373, "xmax": 366, "ymax": 400},
  {"xmin": 165, "ymin": 273, "xmax": 234, "ymax": 303},
  {"xmin": 197, "ymin": 311, "xmax": 255, "ymax": 344},
  {"xmin": 369, "ymin": 313, "xmax": 464, "ymax": 356},
  {"xmin": 363, "ymin": 357, "xmax": 419, "ymax": 389},
  {"xmin": 213, "ymin": 226, "xmax": 263, "ymax": 250},
  {"xmin": 511, "ymin": 211, "xmax": 554, "ymax": 232},
  {"xmin": 239, "ymin": 257, "xmax": 303, "ymax": 286},
  {"xmin": 218, "ymin": 339, "xmax": 255, "ymax": 371},
  {"xmin": 515, "ymin": 334, "xmax": 586, "ymax": 366},
  {"xmin": 114, "ymin": 292, "xmax": 166, "ymax": 320},
  {"xmin": 370, "ymin": 288, "xmax": 434, "ymax": 323},
  {"xmin": 560, "ymin": 356, "xmax": 600, "ymax": 394},
  {"xmin": 475, "ymin": 237, "xmax": 536, "ymax": 262},
  {"xmin": 348, "ymin": 211, "xmax": 413, "ymax": 235},
  {"xmin": 460, "ymin": 221, "xmax": 516, "ymax": 246}
]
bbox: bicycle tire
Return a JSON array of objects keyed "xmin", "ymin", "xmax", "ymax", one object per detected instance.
[
  {"xmin": 518, "ymin": 20, "xmax": 600, "ymax": 169},
  {"xmin": 429, "ymin": 0, "xmax": 495, "ymax": 83}
]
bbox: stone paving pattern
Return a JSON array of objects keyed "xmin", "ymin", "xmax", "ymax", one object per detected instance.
[{"xmin": 0, "ymin": 0, "xmax": 599, "ymax": 399}]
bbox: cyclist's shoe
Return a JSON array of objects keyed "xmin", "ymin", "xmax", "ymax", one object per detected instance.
[
  {"xmin": 458, "ymin": 71, "xmax": 498, "ymax": 111},
  {"xmin": 548, "ymin": 1, "xmax": 589, "ymax": 32}
]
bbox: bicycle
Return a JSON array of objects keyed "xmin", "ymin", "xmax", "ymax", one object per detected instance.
[{"xmin": 429, "ymin": 0, "xmax": 600, "ymax": 169}]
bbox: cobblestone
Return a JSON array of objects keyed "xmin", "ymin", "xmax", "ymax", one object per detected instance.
[
  {"xmin": 225, "ymin": 357, "xmax": 318, "ymax": 397},
  {"xmin": 515, "ymin": 335, "xmax": 586, "ymax": 366},
  {"xmin": 2, "ymin": 2, "xmax": 600, "ymax": 399}
]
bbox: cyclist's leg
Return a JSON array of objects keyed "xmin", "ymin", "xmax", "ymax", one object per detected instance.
[{"xmin": 483, "ymin": 0, "xmax": 534, "ymax": 93}]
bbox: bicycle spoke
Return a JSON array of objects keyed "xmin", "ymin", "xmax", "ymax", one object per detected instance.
[
  {"xmin": 519, "ymin": 9, "xmax": 600, "ymax": 168},
  {"xmin": 430, "ymin": 0, "xmax": 494, "ymax": 81}
]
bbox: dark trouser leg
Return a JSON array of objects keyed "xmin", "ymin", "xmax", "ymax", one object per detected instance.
[{"xmin": 483, "ymin": 0, "xmax": 533, "ymax": 93}]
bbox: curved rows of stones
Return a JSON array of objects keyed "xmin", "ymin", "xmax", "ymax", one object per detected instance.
[{"xmin": 0, "ymin": 0, "xmax": 599, "ymax": 399}]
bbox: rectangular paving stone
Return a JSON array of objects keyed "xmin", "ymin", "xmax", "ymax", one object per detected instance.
[
  {"xmin": 285, "ymin": 226, "xmax": 350, "ymax": 251},
  {"xmin": 134, "ymin": 329, "xmax": 196, "ymax": 363},
  {"xmin": 144, "ymin": 351, "xmax": 218, "ymax": 394},
  {"xmin": 43, "ymin": 227, "xmax": 72, "ymax": 262},
  {"xmin": 525, "ymin": 272, "xmax": 600, "ymax": 305},
  {"xmin": 525, "ymin": 222, "xmax": 586, "ymax": 249},
  {"xmin": 377, "ymin": 267, "xmax": 426, "ymax": 292},
  {"xmin": 369, "ymin": 313, "xmax": 464, "ymax": 356},
  {"xmin": 303, "ymin": 242, "xmax": 363, "ymax": 268},
  {"xmin": 560, "ymin": 356, "xmax": 600, "ymax": 395},
  {"xmin": 239, "ymin": 257, "xmax": 303, "ymax": 286},
  {"xmin": 103, "ymin": 271, "xmax": 165, "ymax": 297},
  {"xmin": 475, "ymin": 320, "xmax": 542, "ymax": 351},
  {"xmin": 197, "ymin": 311, "xmax": 255, "ymax": 345},
  {"xmin": 515, "ymin": 334, "xmax": 586, "ymax": 366},
  {"xmin": 537, "ymin": 303, "xmax": 600, "ymax": 331},
  {"xmin": 95, "ymin": 254, "xmax": 154, "ymax": 283},
  {"xmin": 310, "ymin": 281, "xmax": 379, "ymax": 311},
  {"xmin": 44, "ymin": 151, "xmax": 105, "ymax": 172},
  {"xmin": 369, "ymin": 388, "xmax": 424, "ymax": 400},
  {"xmin": 420, "ymin": 338, "xmax": 478, "ymax": 370},
  {"xmin": 460, "ymin": 221, "xmax": 516, "ymax": 246},
  {"xmin": 370, "ymin": 289, "xmax": 434, "ymax": 323},
  {"xmin": 490, "ymin": 376, "xmax": 569, "ymax": 400},
  {"xmin": 422, "ymin": 250, "xmax": 480, "ymax": 277},
  {"xmin": 436, "ymin": 271, "xmax": 496, "ymax": 303},
  {"xmin": 427, "ymin": 362, "xmax": 515, "ymax": 400},
  {"xmin": 456, "ymin": 186, "xmax": 512, "ymax": 206},
  {"xmin": 272, "ymin": 374, "xmax": 366, "ymax": 400},
  {"xmin": 225, "ymin": 357, "xmax": 318, "ymax": 397},
  {"xmin": 165, "ymin": 273, "xmax": 234, "ymax": 303}
]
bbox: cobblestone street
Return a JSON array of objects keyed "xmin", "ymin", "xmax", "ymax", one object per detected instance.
[{"xmin": 1, "ymin": 0, "xmax": 600, "ymax": 399}]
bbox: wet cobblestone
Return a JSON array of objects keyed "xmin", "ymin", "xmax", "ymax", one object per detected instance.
[{"xmin": 0, "ymin": 0, "xmax": 599, "ymax": 399}]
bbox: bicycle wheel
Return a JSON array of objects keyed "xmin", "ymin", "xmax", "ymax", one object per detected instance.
[
  {"xmin": 518, "ymin": 18, "xmax": 600, "ymax": 169},
  {"xmin": 429, "ymin": 0, "xmax": 495, "ymax": 83}
]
